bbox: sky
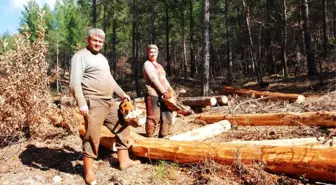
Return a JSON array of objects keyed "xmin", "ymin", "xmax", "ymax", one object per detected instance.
[{"xmin": 0, "ymin": 0, "xmax": 56, "ymax": 35}]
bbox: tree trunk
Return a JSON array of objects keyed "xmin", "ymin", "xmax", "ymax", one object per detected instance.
[
  {"xmin": 196, "ymin": 111, "xmax": 336, "ymax": 127},
  {"xmin": 181, "ymin": 3, "xmax": 188, "ymax": 80},
  {"xmin": 202, "ymin": 0, "xmax": 210, "ymax": 96},
  {"xmin": 165, "ymin": 1, "xmax": 171, "ymax": 76},
  {"xmin": 112, "ymin": 5, "xmax": 117, "ymax": 72},
  {"xmin": 169, "ymin": 120, "xmax": 231, "ymax": 141},
  {"xmin": 92, "ymin": 0, "xmax": 97, "ymax": 27},
  {"xmin": 301, "ymin": 0, "xmax": 318, "ymax": 76},
  {"xmin": 151, "ymin": 0, "xmax": 156, "ymax": 44},
  {"xmin": 334, "ymin": 1, "xmax": 336, "ymax": 41},
  {"xmin": 322, "ymin": 0, "xmax": 328, "ymax": 57},
  {"xmin": 132, "ymin": 0, "xmax": 140, "ymax": 96},
  {"xmin": 225, "ymin": 0, "xmax": 232, "ymax": 83},
  {"xmin": 189, "ymin": 0, "xmax": 195, "ymax": 78},
  {"xmin": 265, "ymin": 0, "xmax": 276, "ymax": 74},
  {"xmin": 241, "ymin": 0, "xmax": 262, "ymax": 84},
  {"xmin": 281, "ymin": 0, "xmax": 288, "ymax": 77},
  {"xmin": 223, "ymin": 86, "xmax": 305, "ymax": 102},
  {"xmin": 102, "ymin": 5, "xmax": 107, "ymax": 57}
]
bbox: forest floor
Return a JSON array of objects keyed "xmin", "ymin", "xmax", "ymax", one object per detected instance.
[{"xmin": 0, "ymin": 70, "xmax": 335, "ymax": 185}]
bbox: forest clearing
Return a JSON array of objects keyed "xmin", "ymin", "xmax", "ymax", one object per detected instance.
[
  {"xmin": 1, "ymin": 0, "xmax": 336, "ymax": 184},
  {"xmin": 0, "ymin": 71, "xmax": 335, "ymax": 185}
]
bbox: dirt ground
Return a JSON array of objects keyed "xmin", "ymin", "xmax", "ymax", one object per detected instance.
[{"xmin": 0, "ymin": 72, "xmax": 335, "ymax": 185}]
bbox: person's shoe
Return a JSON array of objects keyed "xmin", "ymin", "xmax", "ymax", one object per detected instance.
[
  {"xmin": 117, "ymin": 149, "xmax": 141, "ymax": 170},
  {"xmin": 83, "ymin": 156, "xmax": 96, "ymax": 185}
]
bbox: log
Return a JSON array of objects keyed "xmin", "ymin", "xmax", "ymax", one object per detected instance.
[
  {"xmin": 196, "ymin": 111, "xmax": 336, "ymax": 127},
  {"xmin": 227, "ymin": 137, "xmax": 335, "ymax": 148},
  {"xmin": 215, "ymin": 95, "xmax": 228, "ymax": 106},
  {"xmin": 169, "ymin": 120, "xmax": 231, "ymax": 141},
  {"xmin": 76, "ymin": 114, "xmax": 336, "ymax": 182},
  {"xmin": 182, "ymin": 97, "xmax": 217, "ymax": 107},
  {"xmin": 224, "ymin": 86, "xmax": 305, "ymax": 103},
  {"xmin": 131, "ymin": 138, "xmax": 336, "ymax": 183}
]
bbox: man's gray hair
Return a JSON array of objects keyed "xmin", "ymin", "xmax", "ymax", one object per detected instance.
[{"xmin": 88, "ymin": 28, "xmax": 105, "ymax": 38}]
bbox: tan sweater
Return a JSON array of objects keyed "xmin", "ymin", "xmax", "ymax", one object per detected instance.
[
  {"xmin": 70, "ymin": 48, "xmax": 125, "ymax": 107},
  {"xmin": 143, "ymin": 60, "xmax": 172, "ymax": 97}
]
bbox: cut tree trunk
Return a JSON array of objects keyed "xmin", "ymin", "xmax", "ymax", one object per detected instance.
[
  {"xmin": 169, "ymin": 120, "xmax": 231, "ymax": 141},
  {"xmin": 182, "ymin": 97, "xmax": 217, "ymax": 107},
  {"xmin": 224, "ymin": 86, "xmax": 305, "ymax": 103},
  {"xmin": 76, "ymin": 116, "xmax": 336, "ymax": 182},
  {"xmin": 131, "ymin": 138, "xmax": 336, "ymax": 182},
  {"xmin": 196, "ymin": 111, "xmax": 336, "ymax": 127},
  {"xmin": 215, "ymin": 96, "xmax": 228, "ymax": 106},
  {"xmin": 227, "ymin": 137, "xmax": 335, "ymax": 148}
]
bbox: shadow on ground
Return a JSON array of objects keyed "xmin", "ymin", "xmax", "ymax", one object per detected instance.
[{"xmin": 19, "ymin": 144, "xmax": 82, "ymax": 174}]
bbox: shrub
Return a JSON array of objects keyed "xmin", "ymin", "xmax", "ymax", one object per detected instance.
[{"xmin": 0, "ymin": 16, "xmax": 57, "ymax": 144}]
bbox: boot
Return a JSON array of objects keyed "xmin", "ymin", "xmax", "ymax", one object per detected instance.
[
  {"xmin": 117, "ymin": 149, "xmax": 141, "ymax": 170},
  {"xmin": 145, "ymin": 121, "xmax": 155, "ymax": 137},
  {"xmin": 83, "ymin": 156, "xmax": 96, "ymax": 185}
]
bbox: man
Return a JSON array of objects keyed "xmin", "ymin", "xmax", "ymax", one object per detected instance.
[{"xmin": 70, "ymin": 28, "xmax": 140, "ymax": 185}]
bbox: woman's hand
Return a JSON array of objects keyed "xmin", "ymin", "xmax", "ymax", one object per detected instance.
[{"xmin": 163, "ymin": 92, "xmax": 171, "ymax": 99}]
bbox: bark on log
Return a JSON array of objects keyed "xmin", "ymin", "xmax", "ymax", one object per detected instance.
[
  {"xmin": 196, "ymin": 111, "xmax": 336, "ymax": 127},
  {"xmin": 169, "ymin": 120, "xmax": 231, "ymax": 141},
  {"xmin": 224, "ymin": 86, "xmax": 305, "ymax": 103},
  {"xmin": 182, "ymin": 97, "xmax": 217, "ymax": 107},
  {"xmin": 131, "ymin": 138, "xmax": 336, "ymax": 182}
]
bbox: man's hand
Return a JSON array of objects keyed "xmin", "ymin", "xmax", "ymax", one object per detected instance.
[
  {"xmin": 163, "ymin": 92, "xmax": 171, "ymax": 99},
  {"xmin": 121, "ymin": 94, "xmax": 131, "ymax": 101},
  {"xmin": 79, "ymin": 104, "xmax": 89, "ymax": 116}
]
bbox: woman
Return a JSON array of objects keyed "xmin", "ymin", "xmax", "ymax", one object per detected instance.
[{"xmin": 143, "ymin": 44, "xmax": 175, "ymax": 138}]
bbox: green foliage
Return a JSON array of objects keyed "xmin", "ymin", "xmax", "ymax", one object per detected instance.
[
  {"xmin": 54, "ymin": 0, "xmax": 89, "ymax": 51},
  {"xmin": 0, "ymin": 32, "xmax": 15, "ymax": 54},
  {"xmin": 19, "ymin": 0, "xmax": 41, "ymax": 42},
  {"xmin": 153, "ymin": 161, "xmax": 179, "ymax": 182}
]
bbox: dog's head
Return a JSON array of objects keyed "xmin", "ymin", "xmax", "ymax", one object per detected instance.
[{"xmin": 119, "ymin": 101, "xmax": 142, "ymax": 127}]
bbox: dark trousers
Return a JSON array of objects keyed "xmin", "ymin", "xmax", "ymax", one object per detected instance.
[{"xmin": 145, "ymin": 95, "xmax": 173, "ymax": 138}]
